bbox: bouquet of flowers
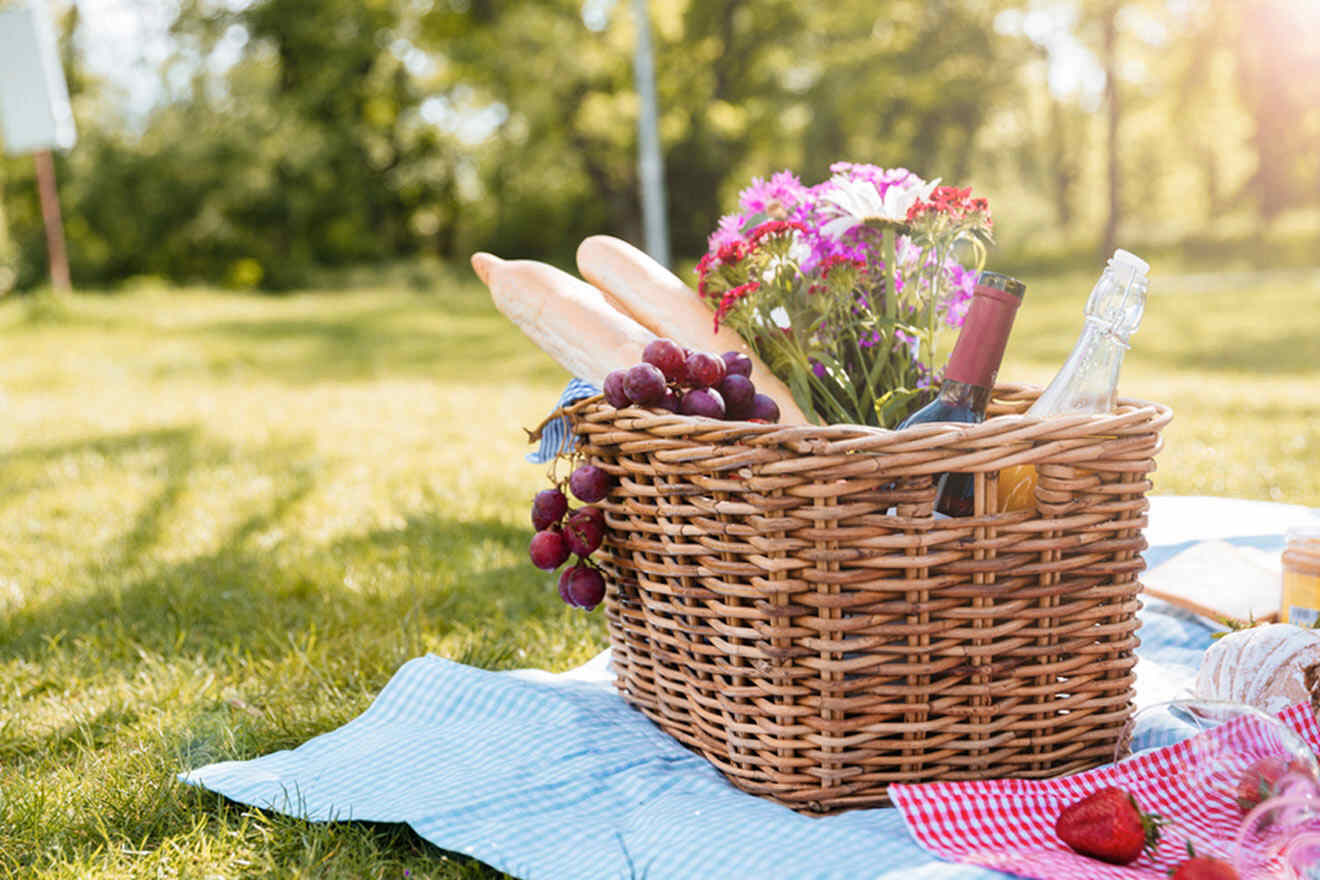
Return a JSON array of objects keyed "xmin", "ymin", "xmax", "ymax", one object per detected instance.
[{"xmin": 696, "ymin": 163, "xmax": 994, "ymax": 427}]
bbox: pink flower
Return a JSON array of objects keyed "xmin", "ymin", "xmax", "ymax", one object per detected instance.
[
  {"xmin": 738, "ymin": 170, "xmax": 807, "ymax": 219},
  {"xmin": 708, "ymin": 213, "xmax": 747, "ymax": 252},
  {"xmin": 828, "ymin": 163, "xmax": 919, "ymax": 197}
]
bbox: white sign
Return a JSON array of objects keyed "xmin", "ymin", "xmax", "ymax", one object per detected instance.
[{"xmin": 0, "ymin": 1, "xmax": 77, "ymax": 155}]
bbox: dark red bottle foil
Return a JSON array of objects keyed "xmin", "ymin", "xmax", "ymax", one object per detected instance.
[{"xmin": 944, "ymin": 282, "xmax": 1025, "ymax": 390}]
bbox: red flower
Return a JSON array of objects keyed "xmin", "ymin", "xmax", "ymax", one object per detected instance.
[
  {"xmin": 697, "ymin": 240, "xmax": 753, "ymax": 301},
  {"xmin": 716, "ymin": 239, "xmax": 748, "ymax": 263},
  {"xmin": 905, "ymin": 200, "xmax": 931, "ymax": 223},
  {"xmin": 695, "ymin": 252, "xmax": 718, "ymax": 299},
  {"xmin": 746, "ymin": 219, "xmax": 808, "ymax": 245},
  {"xmin": 713, "ymin": 280, "xmax": 760, "ymax": 331},
  {"xmin": 907, "ymin": 187, "xmax": 991, "ymax": 224}
]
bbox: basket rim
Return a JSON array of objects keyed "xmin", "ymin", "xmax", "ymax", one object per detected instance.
[{"xmin": 564, "ymin": 382, "xmax": 1172, "ymax": 475}]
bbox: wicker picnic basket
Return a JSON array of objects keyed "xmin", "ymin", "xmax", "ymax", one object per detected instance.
[{"xmin": 565, "ymin": 383, "xmax": 1172, "ymax": 813}]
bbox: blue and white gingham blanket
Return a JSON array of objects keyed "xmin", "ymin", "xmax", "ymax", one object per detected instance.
[
  {"xmin": 182, "ymin": 496, "xmax": 1320, "ymax": 879},
  {"xmin": 527, "ymin": 378, "xmax": 599, "ymax": 464}
]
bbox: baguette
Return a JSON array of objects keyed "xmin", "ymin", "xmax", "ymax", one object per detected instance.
[
  {"xmin": 470, "ymin": 253, "xmax": 655, "ymax": 387},
  {"xmin": 470, "ymin": 251, "xmax": 502, "ymax": 286},
  {"xmin": 576, "ymin": 235, "xmax": 807, "ymax": 424}
]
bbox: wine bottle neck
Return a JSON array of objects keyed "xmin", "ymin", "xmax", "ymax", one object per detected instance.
[
  {"xmin": 943, "ymin": 281, "xmax": 1024, "ymax": 390},
  {"xmin": 936, "ymin": 378, "xmax": 992, "ymax": 413}
]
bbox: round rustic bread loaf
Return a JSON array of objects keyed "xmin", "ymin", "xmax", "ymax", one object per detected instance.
[{"xmin": 1193, "ymin": 623, "xmax": 1320, "ymax": 714}]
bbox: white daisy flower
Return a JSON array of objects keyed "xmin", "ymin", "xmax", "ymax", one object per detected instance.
[{"xmin": 818, "ymin": 174, "xmax": 939, "ymax": 239}]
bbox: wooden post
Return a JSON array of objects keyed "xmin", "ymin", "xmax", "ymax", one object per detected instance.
[
  {"xmin": 631, "ymin": 0, "xmax": 669, "ymax": 269},
  {"xmin": 1101, "ymin": 1, "xmax": 1120, "ymax": 262},
  {"xmin": 32, "ymin": 148, "xmax": 70, "ymax": 292}
]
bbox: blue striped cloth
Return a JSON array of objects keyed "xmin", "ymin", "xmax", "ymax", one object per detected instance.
[
  {"xmin": 527, "ymin": 379, "xmax": 600, "ymax": 464},
  {"xmin": 181, "ymin": 497, "xmax": 1320, "ymax": 879}
]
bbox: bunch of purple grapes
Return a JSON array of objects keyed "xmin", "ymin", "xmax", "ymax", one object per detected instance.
[
  {"xmin": 528, "ymin": 463, "xmax": 612, "ymax": 610},
  {"xmin": 603, "ymin": 339, "xmax": 781, "ymax": 423}
]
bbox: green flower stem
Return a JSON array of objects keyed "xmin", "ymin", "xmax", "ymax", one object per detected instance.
[
  {"xmin": 927, "ymin": 242, "xmax": 943, "ymax": 369},
  {"xmin": 883, "ymin": 227, "xmax": 898, "ymax": 323},
  {"xmin": 756, "ymin": 325, "xmax": 853, "ymax": 425}
]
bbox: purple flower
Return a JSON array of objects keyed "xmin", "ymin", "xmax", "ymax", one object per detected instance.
[
  {"xmin": 859, "ymin": 329, "xmax": 883, "ymax": 348},
  {"xmin": 942, "ymin": 261, "xmax": 977, "ymax": 327},
  {"xmin": 708, "ymin": 213, "xmax": 746, "ymax": 252},
  {"xmin": 811, "ymin": 359, "xmax": 828, "ymax": 378},
  {"xmin": 739, "ymin": 170, "xmax": 807, "ymax": 219},
  {"xmin": 895, "ymin": 236, "xmax": 923, "ymax": 266},
  {"xmin": 894, "ymin": 329, "xmax": 920, "ymax": 360},
  {"xmin": 828, "ymin": 163, "xmax": 916, "ymax": 197}
]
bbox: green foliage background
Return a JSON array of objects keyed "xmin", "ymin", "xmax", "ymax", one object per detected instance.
[{"xmin": 1, "ymin": 0, "xmax": 1319, "ymax": 289}]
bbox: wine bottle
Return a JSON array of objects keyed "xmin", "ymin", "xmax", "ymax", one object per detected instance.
[
  {"xmin": 898, "ymin": 270, "xmax": 1026, "ymax": 516},
  {"xmin": 998, "ymin": 249, "xmax": 1150, "ymax": 512}
]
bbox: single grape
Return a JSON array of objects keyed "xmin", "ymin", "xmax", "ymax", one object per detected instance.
[
  {"xmin": 624, "ymin": 362, "xmax": 667, "ymax": 405},
  {"xmin": 603, "ymin": 369, "xmax": 630, "ymax": 408},
  {"xmin": 718, "ymin": 374, "xmax": 755, "ymax": 418},
  {"xmin": 557, "ymin": 567, "xmax": 576, "ymax": 605},
  {"xmin": 564, "ymin": 507, "xmax": 605, "ymax": 556},
  {"xmin": 531, "ymin": 488, "xmax": 568, "ymax": 531},
  {"xmin": 748, "ymin": 393, "xmax": 780, "ymax": 423},
  {"xmin": 722, "ymin": 351, "xmax": 753, "ymax": 378},
  {"xmin": 680, "ymin": 387, "xmax": 726, "ymax": 420},
  {"xmin": 529, "ymin": 528, "xmax": 570, "ymax": 570},
  {"xmin": 569, "ymin": 464, "xmax": 612, "ymax": 503},
  {"xmin": 576, "ymin": 505, "xmax": 605, "ymax": 530},
  {"xmin": 683, "ymin": 352, "xmax": 726, "ymax": 389},
  {"xmin": 642, "ymin": 338, "xmax": 686, "ymax": 383},
  {"xmin": 561, "ymin": 565, "xmax": 606, "ymax": 610},
  {"xmin": 657, "ymin": 389, "xmax": 681, "ymax": 412}
]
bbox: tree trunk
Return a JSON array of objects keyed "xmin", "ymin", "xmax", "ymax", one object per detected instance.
[
  {"xmin": 1202, "ymin": 145, "xmax": 1220, "ymax": 218},
  {"xmin": 1101, "ymin": 2, "xmax": 1120, "ymax": 260}
]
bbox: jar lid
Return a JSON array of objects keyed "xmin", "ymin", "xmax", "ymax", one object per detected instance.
[{"xmin": 1286, "ymin": 523, "xmax": 1320, "ymax": 543}]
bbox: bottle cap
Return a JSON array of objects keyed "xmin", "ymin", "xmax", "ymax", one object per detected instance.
[
  {"xmin": 976, "ymin": 270, "xmax": 1026, "ymax": 299},
  {"xmin": 1111, "ymin": 249, "xmax": 1150, "ymax": 277}
]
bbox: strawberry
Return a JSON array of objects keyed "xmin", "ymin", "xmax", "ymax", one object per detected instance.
[
  {"xmin": 1055, "ymin": 786, "xmax": 1163, "ymax": 865},
  {"xmin": 1234, "ymin": 754, "xmax": 1312, "ymax": 813},
  {"xmin": 1169, "ymin": 842, "xmax": 1239, "ymax": 879}
]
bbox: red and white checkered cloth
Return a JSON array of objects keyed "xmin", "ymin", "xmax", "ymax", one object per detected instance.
[{"xmin": 889, "ymin": 702, "xmax": 1320, "ymax": 879}]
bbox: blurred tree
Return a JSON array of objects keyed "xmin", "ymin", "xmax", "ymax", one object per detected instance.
[
  {"xmin": 3, "ymin": 0, "xmax": 1318, "ymax": 291},
  {"xmin": 1233, "ymin": 0, "xmax": 1320, "ymax": 230},
  {"xmin": 422, "ymin": 0, "xmax": 1022, "ymax": 263},
  {"xmin": 796, "ymin": 2, "xmax": 1020, "ymax": 183},
  {"xmin": 163, "ymin": 0, "xmax": 457, "ymax": 286}
]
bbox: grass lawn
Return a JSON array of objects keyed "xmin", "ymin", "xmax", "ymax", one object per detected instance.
[{"xmin": 0, "ymin": 265, "xmax": 1316, "ymax": 878}]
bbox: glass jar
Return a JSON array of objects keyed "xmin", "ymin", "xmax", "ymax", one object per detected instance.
[{"xmin": 1281, "ymin": 524, "xmax": 1320, "ymax": 626}]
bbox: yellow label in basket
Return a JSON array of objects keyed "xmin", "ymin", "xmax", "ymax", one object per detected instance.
[
  {"xmin": 1282, "ymin": 526, "xmax": 1320, "ymax": 626},
  {"xmin": 1284, "ymin": 570, "xmax": 1320, "ymax": 626}
]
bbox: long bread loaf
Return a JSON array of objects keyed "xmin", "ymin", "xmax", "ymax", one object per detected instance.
[
  {"xmin": 470, "ymin": 252, "xmax": 655, "ymax": 387},
  {"xmin": 576, "ymin": 235, "xmax": 807, "ymax": 424}
]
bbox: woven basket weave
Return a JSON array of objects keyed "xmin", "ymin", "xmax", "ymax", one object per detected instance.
[{"xmin": 566, "ymin": 383, "xmax": 1172, "ymax": 814}]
